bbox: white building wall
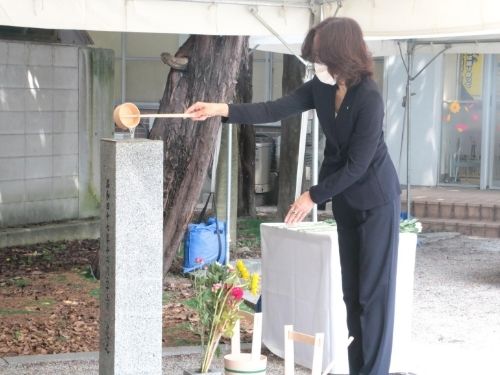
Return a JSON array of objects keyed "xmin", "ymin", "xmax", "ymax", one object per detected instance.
[
  {"xmin": 384, "ymin": 53, "xmax": 444, "ymax": 187},
  {"xmin": 0, "ymin": 41, "xmax": 80, "ymax": 226},
  {"xmin": 0, "ymin": 40, "xmax": 113, "ymax": 227}
]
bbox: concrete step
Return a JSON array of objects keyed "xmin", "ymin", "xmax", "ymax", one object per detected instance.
[
  {"xmin": 421, "ymin": 218, "xmax": 500, "ymax": 238},
  {"xmin": 401, "ymin": 200, "xmax": 499, "ymax": 222}
]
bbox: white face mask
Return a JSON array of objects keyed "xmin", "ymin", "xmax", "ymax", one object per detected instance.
[{"xmin": 314, "ymin": 63, "xmax": 336, "ymax": 86}]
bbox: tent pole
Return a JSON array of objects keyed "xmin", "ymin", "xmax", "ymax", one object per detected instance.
[
  {"xmin": 312, "ymin": 111, "xmax": 319, "ymax": 222},
  {"xmin": 226, "ymin": 123, "xmax": 233, "ymax": 264},
  {"xmin": 401, "ymin": 41, "xmax": 449, "ymax": 218},
  {"xmin": 405, "ymin": 41, "xmax": 414, "ymax": 218},
  {"xmin": 248, "ymin": 6, "xmax": 307, "ymax": 65},
  {"xmin": 296, "ymin": 103, "xmax": 310, "ymax": 199}
]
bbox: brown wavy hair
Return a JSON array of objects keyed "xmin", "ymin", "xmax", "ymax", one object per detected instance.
[{"xmin": 302, "ymin": 17, "xmax": 373, "ymax": 87}]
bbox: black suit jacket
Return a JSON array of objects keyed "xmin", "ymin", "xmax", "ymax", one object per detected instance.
[{"xmin": 226, "ymin": 76, "xmax": 401, "ymax": 210}]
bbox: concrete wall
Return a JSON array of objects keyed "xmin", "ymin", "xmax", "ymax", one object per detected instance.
[
  {"xmin": 0, "ymin": 40, "xmax": 114, "ymax": 227},
  {"xmin": 384, "ymin": 54, "xmax": 444, "ymax": 187},
  {"xmin": 88, "ymin": 31, "xmax": 179, "ymax": 105}
]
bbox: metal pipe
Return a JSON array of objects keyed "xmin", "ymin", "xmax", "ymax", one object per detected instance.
[
  {"xmin": 165, "ymin": 0, "xmax": 313, "ymax": 8},
  {"xmin": 312, "ymin": 111, "xmax": 319, "ymax": 222},
  {"xmin": 226, "ymin": 123, "xmax": 233, "ymax": 264},
  {"xmin": 405, "ymin": 41, "xmax": 414, "ymax": 218},
  {"xmin": 121, "ymin": 33, "xmax": 126, "ymax": 104},
  {"xmin": 413, "ymin": 38, "xmax": 500, "ymax": 46},
  {"xmin": 411, "ymin": 45, "xmax": 450, "ymax": 81},
  {"xmin": 480, "ymin": 54, "xmax": 494, "ymax": 189},
  {"xmin": 248, "ymin": 6, "xmax": 308, "ymax": 66},
  {"xmin": 333, "ymin": 0, "xmax": 343, "ymax": 17},
  {"xmin": 296, "ymin": 111, "xmax": 309, "ymax": 200}
]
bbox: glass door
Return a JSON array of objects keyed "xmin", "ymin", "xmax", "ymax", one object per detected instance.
[{"xmin": 440, "ymin": 54, "xmax": 484, "ymax": 185}]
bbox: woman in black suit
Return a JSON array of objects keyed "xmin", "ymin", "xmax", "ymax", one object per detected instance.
[{"xmin": 187, "ymin": 17, "xmax": 401, "ymax": 375}]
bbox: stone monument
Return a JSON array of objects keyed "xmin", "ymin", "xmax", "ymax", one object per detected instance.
[{"xmin": 99, "ymin": 139, "xmax": 163, "ymax": 375}]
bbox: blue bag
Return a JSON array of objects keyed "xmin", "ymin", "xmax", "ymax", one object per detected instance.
[{"xmin": 183, "ymin": 193, "xmax": 226, "ymax": 273}]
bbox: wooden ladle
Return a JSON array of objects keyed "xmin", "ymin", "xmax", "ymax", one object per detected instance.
[{"xmin": 113, "ymin": 102, "xmax": 195, "ymax": 130}]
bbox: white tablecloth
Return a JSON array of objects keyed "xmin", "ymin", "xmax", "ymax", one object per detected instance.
[{"xmin": 260, "ymin": 222, "xmax": 417, "ymax": 374}]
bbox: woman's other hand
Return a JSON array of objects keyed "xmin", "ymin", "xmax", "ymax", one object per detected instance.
[
  {"xmin": 185, "ymin": 102, "xmax": 228, "ymax": 121},
  {"xmin": 285, "ymin": 191, "xmax": 315, "ymax": 224}
]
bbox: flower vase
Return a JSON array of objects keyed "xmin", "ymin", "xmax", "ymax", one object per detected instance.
[{"xmin": 224, "ymin": 353, "xmax": 267, "ymax": 375}]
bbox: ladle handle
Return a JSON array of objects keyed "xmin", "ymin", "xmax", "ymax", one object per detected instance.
[{"xmin": 122, "ymin": 113, "xmax": 196, "ymax": 119}]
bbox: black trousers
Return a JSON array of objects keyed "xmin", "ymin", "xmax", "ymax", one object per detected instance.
[{"xmin": 331, "ymin": 195, "xmax": 400, "ymax": 375}]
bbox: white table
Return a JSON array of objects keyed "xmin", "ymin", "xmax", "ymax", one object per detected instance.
[{"xmin": 260, "ymin": 222, "xmax": 417, "ymax": 374}]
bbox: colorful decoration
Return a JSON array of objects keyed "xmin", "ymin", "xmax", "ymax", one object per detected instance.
[
  {"xmin": 449, "ymin": 101, "xmax": 461, "ymax": 113},
  {"xmin": 455, "ymin": 123, "xmax": 469, "ymax": 133}
]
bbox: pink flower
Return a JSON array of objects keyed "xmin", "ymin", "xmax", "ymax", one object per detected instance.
[
  {"xmin": 211, "ymin": 283, "xmax": 222, "ymax": 293},
  {"xmin": 230, "ymin": 287, "xmax": 244, "ymax": 300},
  {"xmin": 195, "ymin": 257, "xmax": 204, "ymax": 264},
  {"xmin": 455, "ymin": 123, "xmax": 469, "ymax": 133}
]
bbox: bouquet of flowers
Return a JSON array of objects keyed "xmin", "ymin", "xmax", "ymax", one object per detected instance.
[{"xmin": 190, "ymin": 259, "xmax": 260, "ymax": 373}]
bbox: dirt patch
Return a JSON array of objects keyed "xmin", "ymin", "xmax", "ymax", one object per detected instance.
[{"xmin": 0, "ymin": 216, "xmax": 273, "ymax": 357}]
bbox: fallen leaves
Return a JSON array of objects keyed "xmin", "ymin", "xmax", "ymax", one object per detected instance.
[{"xmin": 0, "ymin": 237, "xmax": 259, "ymax": 356}]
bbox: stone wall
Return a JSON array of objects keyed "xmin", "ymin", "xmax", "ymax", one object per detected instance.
[{"xmin": 0, "ymin": 40, "xmax": 114, "ymax": 227}]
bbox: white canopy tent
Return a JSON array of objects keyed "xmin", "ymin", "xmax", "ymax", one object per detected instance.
[
  {"xmin": 0, "ymin": 0, "xmax": 313, "ymax": 36},
  {"xmin": 2, "ymin": 0, "xmax": 499, "ymax": 38}
]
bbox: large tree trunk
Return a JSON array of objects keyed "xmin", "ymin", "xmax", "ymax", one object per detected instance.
[
  {"xmin": 236, "ymin": 43, "xmax": 256, "ymax": 217},
  {"xmin": 277, "ymin": 55, "xmax": 306, "ymax": 220},
  {"xmin": 149, "ymin": 35, "xmax": 246, "ymax": 276}
]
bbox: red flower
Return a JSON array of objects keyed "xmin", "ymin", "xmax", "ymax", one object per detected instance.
[
  {"xmin": 195, "ymin": 257, "xmax": 204, "ymax": 264},
  {"xmin": 230, "ymin": 287, "xmax": 244, "ymax": 301}
]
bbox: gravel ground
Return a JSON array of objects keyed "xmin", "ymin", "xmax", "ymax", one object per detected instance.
[
  {"xmin": 1, "ymin": 232, "xmax": 499, "ymax": 375},
  {"xmin": 410, "ymin": 232, "xmax": 500, "ymax": 375},
  {"xmin": 0, "ymin": 349, "xmax": 310, "ymax": 375}
]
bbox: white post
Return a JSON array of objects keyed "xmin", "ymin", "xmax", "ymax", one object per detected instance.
[
  {"xmin": 284, "ymin": 325, "xmax": 294, "ymax": 375},
  {"xmin": 226, "ymin": 123, "xmax": 232, "ymax": 264}
]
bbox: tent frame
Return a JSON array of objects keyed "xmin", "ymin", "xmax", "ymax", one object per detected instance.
[{"xmin": 399, "ymin": 38, "xmax": 500, "ymax": 216}]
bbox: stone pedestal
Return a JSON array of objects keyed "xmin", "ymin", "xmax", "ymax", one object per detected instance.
[{"xmin": 99, "ymin": 139, "xmax": 163, "ymax": 375}]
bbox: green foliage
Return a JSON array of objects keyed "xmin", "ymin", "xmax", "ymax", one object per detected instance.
[
  {"xmin": 80, "ymin": 267, "xmax": 98, "ymax": 282},
  {"xmin": 237, "ymin": 218, "xmax": 263, "ymax": 248},
  {"xmin": 12, "ymin": 278, "xmax": 30, "ymax": 288},
  {"xmin": 322, "ymin": 218, "xmax": 423, "ymax": 234},
  {"xmin": 89, "ymin": 288, "xmax": 100, "ymax": 298},
  {"xmin": 0, "ymin": 308, "xmax": 37, "ymax": 316},
  {"xmin": 162, "ymin": 291, "xmax": 171, "ymax": 305},
  {"xmin": 13, "ymin": 329, "xmax": 21, "ymax": 341},
  {"xmin": 30, "ymin": 297, "xmax": 54, "ymax": 308},
  {"xmin": 400, "ymin": 218, "xmax": 423, "ymax": 233}
]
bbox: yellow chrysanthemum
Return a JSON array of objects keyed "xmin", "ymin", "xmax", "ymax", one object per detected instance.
[
  {"xmin": 235, "ymin": 259, "xmax": 250, "ymax": 281},
  {"xmin": 250, "ymin": 273, "xmax": 260, "ymax": 296},
  {"xmin": 449, "ymin": 101, "xmax": 461, "ymax": 114}
]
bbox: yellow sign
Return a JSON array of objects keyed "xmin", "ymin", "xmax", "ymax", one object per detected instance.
[{"xmin": 460, "ymin": 54, "xmax": 483, "ymax": 98}]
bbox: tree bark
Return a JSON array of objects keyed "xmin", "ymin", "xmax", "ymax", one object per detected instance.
[
  {"xmin": 236, "ymin": 43, "xmax": 256, "ymax": 217},
  {"xmin": 277, "ymin": 55, "xmax": 306, "ymax": 220},
  {"xmin": 149, "ymin": 35, "xmax": 246, "ymax": 276}
]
